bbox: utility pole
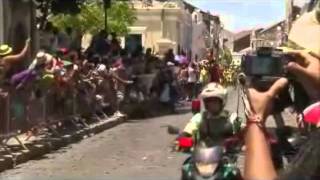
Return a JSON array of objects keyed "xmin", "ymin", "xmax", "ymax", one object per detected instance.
[
  {"xmin": 0, "ymin": 0, "xmax": 4, "ymax": 44},
  {"xmin": 161, "ymin": 8, "xmax": 165, "ymax": 38},
  {"xmin": 103, "ymin": 0, "xmax": 111, "ymax": 32},
  {"xmin": 213, "ymin": 22, "xmax": 222, "ymax": 62},
  {"xmin": 286, "ymin": 0, "xmax": 294, "ymax": 34},
  {"xmin": 29, "ymin": 0, "xmax": 36, "ymax": 56}
]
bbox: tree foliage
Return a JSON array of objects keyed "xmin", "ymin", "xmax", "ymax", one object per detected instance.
[
  {"xmin": 221, "ymin": 47, "xmax": 233, "ymax": 67},
  {"xmin": 35, "ymin": 0, "xmax": 85, "ymax": 29},
  {"xmin": 50, "ymin": 1, "xmax": 136, "ymax": 35}
]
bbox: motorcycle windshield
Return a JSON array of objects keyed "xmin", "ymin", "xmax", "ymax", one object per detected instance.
[
  {"xmin": 194, "ymin": 146, "xmax": 224, "ymax": 178},
  {"xmin": 194, "ymin": 146, "xmax": 224, "ymax": 163}
]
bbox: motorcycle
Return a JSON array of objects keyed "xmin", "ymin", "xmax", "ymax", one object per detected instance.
[
  {"xmin": 167, "ymin": 125, "xmax": 243, "ymax": 180},
  {"xmin": 272, "ymin": 125, "xmax": 309, "ymax": 169}
]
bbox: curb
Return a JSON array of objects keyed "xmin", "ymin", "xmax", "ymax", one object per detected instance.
[{"xmin": 0, "ymin": 117, "xmax": 125, "ymax": 172}]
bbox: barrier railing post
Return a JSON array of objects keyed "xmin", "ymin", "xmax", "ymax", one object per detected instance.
[
  {"xmin": 43, "ymin": 93, "xmax": 46, "ymax": 126},
  {"xmin": 46, "ymin": 91, "xmax": 60, "ymax": 137},
  {"xmin": 2, "ymin": 90, "xmax": 29, "ymax": 152},
  {"xmin": 6, "ymin": 92, "xmax": 10, "ymax": 136}
]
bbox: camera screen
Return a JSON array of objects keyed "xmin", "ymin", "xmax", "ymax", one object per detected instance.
[{"xmin": 249, "ymin": 56, "xmax": 283, "ymax": 76}]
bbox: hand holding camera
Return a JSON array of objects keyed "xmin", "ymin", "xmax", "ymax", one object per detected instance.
[
  {"xmin": 242, "ymin": 47, "xmax": 320, "ymax": 121},
  {"xmin": 247, "ymin": 78, "xmax": 288, "ymax": 122},
  {"xmin": 242, "ymin": 47, "xmax": 293, "ymax": 80},
  {"xmin": 286, "ymin": 50, "xmax": 320, "ymax": 101}
]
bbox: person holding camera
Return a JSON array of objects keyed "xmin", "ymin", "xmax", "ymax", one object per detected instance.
[{"xmin": 244, "ymin": 8, "xmax": 320, "ymax": 180}]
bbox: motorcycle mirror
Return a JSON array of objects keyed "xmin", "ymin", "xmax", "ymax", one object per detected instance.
[
  {"xmin": 167, "ymin": 125, "xmax": 180, "ymax": 135},
  {"xmin": 238, "ymin": 73, "xmax": 246, "ymax": 85}
]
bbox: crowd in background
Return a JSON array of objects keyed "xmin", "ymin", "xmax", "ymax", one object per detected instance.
[
  {"xmin": 0, "ymin": 21, "xmax": 226, "ymax": 129},
  {"xmin": 157, "ymin": 48, "xmax": 224, "ymax": 106},
  {"xmin": 38, "ymin": 22, "xmax": 226, "ymax": 110},
  {"xmin": 0, "ymin": 23, "xmax": 154, "ymax": 126}
]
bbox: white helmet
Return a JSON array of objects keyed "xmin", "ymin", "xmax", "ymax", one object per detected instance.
[
  {"xmin": 97, "ymin": 64, "xmax": 106, "ymax": 72},
  {"xmin": 200, "ymin": 83, "xmax": 228, "ymax": 106}
]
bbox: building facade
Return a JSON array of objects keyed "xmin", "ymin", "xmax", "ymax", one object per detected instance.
[
  {"xmin": 256, "ymin": 21, "xmax": 285, "ymax": 48},
  {"xmin": 0, "ymin": 0, "xmax": 36, "ymax": 55},
  {"xmin": 0, "ymin": 0, "xmax": 4, "ymax": 44},
  {"xmin": 220, "ymin": 29, "xmax": 234, "ymax": 51},
  {"xmin": 233, "ymin": 30, "xmax": 252, "ymax": 53},
  {"xmin": 127, "ymin": 0, "xmax": 220, "ymax": 59},
  {"xmin": 191, "ymin": 9, "xmax": 209, "ymax": 59}
]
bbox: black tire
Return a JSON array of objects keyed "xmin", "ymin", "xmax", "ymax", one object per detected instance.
[
  {"xmin": 181, "ymin": 157, "xmax": 193, "ymax": 180},
  {"xmin": 271, "ymin": 143, "xmax": 284, "ymax": 170},
  {"xmin": 181, "ymin": 174, "xmax": 189, "ymax": 180},
  {"xmin": 181, "ymin": 169, "xmax": 192, "ymax": 180}
]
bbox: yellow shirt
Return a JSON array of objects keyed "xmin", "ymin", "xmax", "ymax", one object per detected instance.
[{"xmin": 199, "ymin": 68, "xmax": 209, "ymax": 84}]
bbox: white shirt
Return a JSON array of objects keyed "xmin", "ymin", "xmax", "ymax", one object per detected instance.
[
  {"xmin": 188, "ymin": 66, "xmax": 197, "ymax": 83},
  {"xmin": 81, "ymin": 33, "xmax": 93, "ymax": 52}
]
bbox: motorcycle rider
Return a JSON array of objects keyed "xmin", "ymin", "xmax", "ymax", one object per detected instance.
[
  {"xmin": 181, "ymin": 82, "xmax": 241, "ymax": 148},
  {"xmin": 176, "ymin": 82, "xmax": 243, "ymax": 180}
]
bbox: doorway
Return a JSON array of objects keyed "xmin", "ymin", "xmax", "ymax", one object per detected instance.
[{"xmin": 125, "ymin": 34, "xmax": 143, "ymax": 54}]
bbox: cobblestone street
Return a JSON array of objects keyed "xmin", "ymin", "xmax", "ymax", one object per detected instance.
[{"xmin": 0, "ymin": 88, "xmax": 297, "ymax": 180}]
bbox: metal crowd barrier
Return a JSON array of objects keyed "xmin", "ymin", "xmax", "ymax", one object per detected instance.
[
  {"xmin": 0, "ymin": 72, "xmax": 158, "ymax": 165},
  {"xmin": 0, "ymin": 83, "xmax": 99, "ymax": 154}
]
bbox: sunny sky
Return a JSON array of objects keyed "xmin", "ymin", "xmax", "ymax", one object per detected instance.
[{"xmin": 185, "ymin": 0, "xmax": 288, "ymax": 32}]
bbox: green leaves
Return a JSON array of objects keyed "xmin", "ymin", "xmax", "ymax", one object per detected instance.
[
  {"xmin": 107, "ymin": 2, "xmax": 137, "ymax": 35},
  {"xmin": 219, "ymin": 46, "xmax": 233, "ymax": 67},
  {"xmin": 50, "ymin": 1, "xmax": 136, "ymax": 35}
]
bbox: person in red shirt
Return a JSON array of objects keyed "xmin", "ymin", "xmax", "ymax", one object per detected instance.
[{"xmin": 206, "ymin": 51, "xmax": 222, "ymax": 83}]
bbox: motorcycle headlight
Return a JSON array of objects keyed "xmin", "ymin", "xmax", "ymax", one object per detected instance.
[
  {"xmin": 195, "ymin": 162, "xmax": 219, "ymax": 177},
  {"xmin": 193, "ymin": 146, "xmax": 224, "ymax": 178}
]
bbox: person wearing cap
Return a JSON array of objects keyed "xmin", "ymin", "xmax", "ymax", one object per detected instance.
[
  {"xmin": 244, "ymin": 5, "xmax": 320, "ymax": 180},
  {"xmin": 10, "ymin": 51, "xmax": 67, "ymax": 90},
  {"xmin": 96, "ymin": 57, "xmax": 133, "ymax": 111},
  {"xmin": 10, "ymin": 51, "xmax": 49, "ymax": 90},
  {"xmin": 28, "ymin": 51, "xmax": 61, "ymax": 76},
  {"xmin": 91, "ymin": 63, "xmax": 116, "ymax": 119},
  {"xmin": 100, "ymin": 57, "xmax": 133, "ymax": 118},
  {"xmin": 0, "ymin": 39, "xmax": 30, "ymax": 79},
  {"xmin": 0, "ymin": 39, "xmax": 30, "ymax": 63}
]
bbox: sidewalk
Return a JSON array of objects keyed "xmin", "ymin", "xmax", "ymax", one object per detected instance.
[
  {"xmin": 0, "ymin": 116, "xmax": 126, "ymax": 172},
  {"xmin": 0, "ymin": 98, "xmax": 181, "ymax": 173}
]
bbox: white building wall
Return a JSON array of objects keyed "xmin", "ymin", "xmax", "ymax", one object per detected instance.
[
  {"xmin": 220, "ymin": 29, "xmax": 234, "ymax": 51},
  {"xmin": 129, "ymin": 0, "xmax": 215, "ymax": 57},
  {"xmin": 1, "ymin": 0, "xmax": 36, "ymax": 58},
  {"xmin": 180, "ymin": 8, "xmax": 192, "ymax": 53},
  {"xmin": 2, "ymin": 0, "xmax": 31, "ymax": 48},
  {"xmin": 191, "ymin": 11, "xmax": 208, "ymax": 60}
]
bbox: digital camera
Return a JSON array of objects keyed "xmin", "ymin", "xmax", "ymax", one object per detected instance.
[
  {"xmin": 241, "ymin": 47, "xmax": 310, "ymax": 112},
  {"xmin": 242, "ymin": 47, "xmax": 293, "ymax": 78}
]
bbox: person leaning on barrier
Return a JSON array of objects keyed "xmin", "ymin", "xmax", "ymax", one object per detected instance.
[
  {"xmin": 244, "ymin": 7, "xmax": 320, "ymax": 180},
  {"xmin": 10, "ymin": 51, "xmax": 54, "ymax": 90},
  {"xmin": 0, "ymin": 38, "xmax": 30, "ymax": 65},
  {"xmin": 0, "ymin": 39, "xmax": 30, "ymax": 80}
]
